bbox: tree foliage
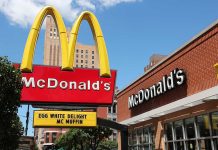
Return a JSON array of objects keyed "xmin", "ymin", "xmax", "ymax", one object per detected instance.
[
  {"xmin": 97, "ymin": 140, "xmax": 118, "ymax": 150},
  {"xmin": 0, "ymin": 56, "xmax": 23, "ymax": 149},
  {"xmin": 55, "ymin": 126, "xmax": 113, "ymax": 150}
]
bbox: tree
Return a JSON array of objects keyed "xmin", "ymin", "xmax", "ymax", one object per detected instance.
[
  {"xmin": 55, "ymin": 126, "xmax": 113, "ymax": 150},
  {"xmin": 97, "ymin": 140, "xmax": 118, "ymax": 150},
  {"xmin": 0, "ymin": 56, "xmax": 23, "ymax": 149}
]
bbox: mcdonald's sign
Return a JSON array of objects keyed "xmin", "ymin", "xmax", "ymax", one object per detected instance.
[{"xmin": 17, "ymin": 6, "xmax": 116, "ymax": 106}]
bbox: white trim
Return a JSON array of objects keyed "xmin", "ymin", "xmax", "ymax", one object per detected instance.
[
  {"xmin": 119, "ymin": 85, "xmax": 218, "ymax": 125},
  {"xmin": 44, "ymin": 131, "xmax": 60, "ymax": 133}
]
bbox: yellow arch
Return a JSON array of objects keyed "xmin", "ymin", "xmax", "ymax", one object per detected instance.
[
  {"xmin": 68, "ymin": 11, "xmax": 110, "ymax": 77},
  {"xmin": 21, "ymin": 6, "xmax": 69, "ymax": 72},
  {"xmin": 21, "ymin": 6, "xmax": 111, "ymax": 77}
]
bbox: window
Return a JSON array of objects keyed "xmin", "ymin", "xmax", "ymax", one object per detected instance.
[
  {"xmin": 164, "ymin": 112, "xmax": 218, "ymax": 150},
  {"xmin": 76, "ymin": 59, "xmax": 78, "ymax": 63},
  {"xmin": 81, "ymin": 50, "xmax": 83, "ymax": 53},
  {"xmin": 92, "ymin": 66, "xmax": 94, "ymax": 68},
  {"xmin": 112, "ymin": 103, "xmax": 117, "ymax": 113},
  {"xmin": 81, "ymin": 60, "xmax": 83, "ymax": 63},
  {"xmin": 86, "ymin": 50, "xmax": 88, "ymax": 53},
  {"xmin": 85, "ymin": 60, "xmax": 88, "ymax": 64},
  {"xmin": 92, "ymin": 61, "xmax": 94, "ymax": 64},
  {"xmin": 50, "ymin": 28, "xmax": 52, "ymax": 32},
  {"xmin": 108, "ymin": 107, "xmax": 111, "ymax": 113},
  {"xmin": 76, "ymin": 65, "xmax": 78, "ymax": 67},
  {"xmin": 76, "ymin": 54, "xmax": 78, "ymax": 58},
  {"xmin": 81, "ymin": 65, "xmax": 83, "ymax": 68},
  {"xmin": 85, "ymin": 65, "xmax": 88, "ymax": 68},
  {"xmin": 81, "ymin": 55, "xmax": 83, "ymax": 58},
  {"xmin": 52, "ymin": 132, "xmax": 57, "ymax": 143},
  {"xmin": 45, "ymin": 133, "xmax": 49, "ymax": 143},
  {"xmin": 92, "ymin": 51, "xmax": 94, "ymax": 54},
  {"xmin": 54, "ymin": 28, "xmax": 56, "ymax": 32},
  {"xmin": 212, "ymin": 112, "xmax": 218, "ymax": 136},
  {"xmin": 85, "ymin": 55, "xmax": 88, "ymax": 59},
  {"xmin": 76, "ymin": 49, "xmax": 79, "ymax": 53},
  {"xmin": 50, "ymin": 33, "xmax": 52, "ymax": 37},
  {"xmin": 128, "ymin": 126, "xmax": 155, "ymax": 150},
  {"xmin": 92, "ymin": 56, "xmax": 94, "ymax": 59}
]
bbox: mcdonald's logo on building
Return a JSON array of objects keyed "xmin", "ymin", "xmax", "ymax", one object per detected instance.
[{"xmin": 18, "ymin": 6, "xmax": 116, "ymax": 106}]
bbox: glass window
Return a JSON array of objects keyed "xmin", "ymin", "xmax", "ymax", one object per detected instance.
[
  {"xmin": 108, "ymin": 107, "xmax": 111, "ymax": 113},
  {"xmin": 211, "ymin": 112, "xmax": 218, "ymax": 136},
  {"xmin": 185, "ymin": 118, "xmax": 196, "ymax": 139},
  {"xmin": 112, "ymin": 103, "xmax": 116, "ymax": 113},
  {"xmin": 143, "ymin": 127, "xmax": 149, "ymax": 143},
  {"xmin": 76, "ymin": 59, "xmax": 78, "ymax": 63},
  {"xmin": 133, "ymin": 130, "xmax": 137, "ymax": 145},
  {"xmin": 50, "ymin": 33, "xmax": 52, "ymax": 37},
  {"xmin": 81, "ymin": 65, "xmax": 83, "ymax": 68},
  {"xmin": 76, "ymin": 65, "xmax": 78, "ymax": 67},
  {"xmin": 197, "ymin": 114, "xmax": 210, "ymax": 137},
  {"xmin": 76, "ymin": 54, "xmax": 78, "ymax": 58},
  {"xmin": 137, "ymin": 128, "xmax": 143, "ymax": 144},
  {"xmin": 45, "ymin": 132, "xmax": 49, "ymax": 143},
  {"xmin": 81, "ymin": 55, "xmax": 83, "ymax": 58},
  {"xmin": 199, "ymin": 139, "xmax": 212, "ymax": 150},
  {"xmin": 81, "ymin": 60, "xmax": 83, "ymax": 63},
  {"xmin": 52, "ymin": 132, "xmax": 57, "ymax": 143},
  {"xmin": 186, "ymin": 140, "xmax": 197, "ymax": 150},
  {"xmin": 85, "ymin": 55, "xmax": 88, "ymax": 59},
  {"xmin": 92, "ymin": 61, "xmax": 94, "ymax": 64},
  {"xmin": 85, "ymin": 65, "xmax": 88, "ymax": 68},
  {"xmin": 166, "ymin": 142, "xmax": 174, "ymax": 150},
  {"xmin": 92, "ymin": 56, "xmax": 94, "ymax": 59},
  {"xmin": 165, "ymin": 123, "xmax": 173, "ymax": 141},
  {"xmin": 76, "ymin": 49, "xmax": 79, "ymax": 53},
  {"xmin": 92, "ymin": 66, "xmax": 94, "ymax": 68},
  {"xmin": 81, "ymin": 50, "xmax": 83, "ymax": 53},
  {"xmin": 86, "ymin": 50, "xmax": 88, "ymax": 53},
  {"xmin": 85, "ymin": 60, "xmax": 88, "ymax": 64},
  {"xmin": 174, "ymin": 120, "xmax": 184, "ymax": 140},
  {"xmin": 128, "ymin": 132, "xmax": 133, "ymax": 146}
]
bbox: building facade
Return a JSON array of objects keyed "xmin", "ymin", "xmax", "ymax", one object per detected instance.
[
  {"xmin": 35, "ymin": 16, "xmax": 117, "ymax": 149},
  {"xmin": 117, "ymin": 21, "xmax": 218, "ymax": 150}
]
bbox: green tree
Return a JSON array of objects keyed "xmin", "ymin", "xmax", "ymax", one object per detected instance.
[
  {"xmin": 97, "ymin": 140, "xmax": 118, "ymax": 150},
  {"xmin": 0, "ymin": 57, "xmax": 23, "ymax": 149},
  {"xmin": 55, "ymin": 126, "xmax": 113, "ymax": 150}
]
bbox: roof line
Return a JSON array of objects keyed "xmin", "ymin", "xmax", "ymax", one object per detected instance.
[{"xmin": 117, "ymin": 19, "xmax": 218, "ymax": 96}]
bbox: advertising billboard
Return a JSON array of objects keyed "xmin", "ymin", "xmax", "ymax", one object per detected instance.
[{"xmin": 18, "ymin": 6, "xmax": 116, "ymax": 106}]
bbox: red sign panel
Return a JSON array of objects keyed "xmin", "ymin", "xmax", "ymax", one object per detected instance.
[{"xmin": 17, "ymin": 64, "xmax": 116, "ymax": 106}]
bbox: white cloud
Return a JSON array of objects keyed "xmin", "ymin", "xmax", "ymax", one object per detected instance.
[{"xmin": 0, "ymin": 0, "xmax": 141, "ymax": 28}]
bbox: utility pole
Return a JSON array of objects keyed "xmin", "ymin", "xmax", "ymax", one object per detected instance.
[{"xmin": 25, "ymin": 105, "xmax": 30, "ymax": 136}]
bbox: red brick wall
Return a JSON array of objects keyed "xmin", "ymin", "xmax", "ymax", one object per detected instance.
[
  {"xmin": 117, "ymin": 24, "xmax": 218, "ymax": 122},
  {"xmin": 97, "ymin": 107, "xmax": 107, "ymax": 118}
]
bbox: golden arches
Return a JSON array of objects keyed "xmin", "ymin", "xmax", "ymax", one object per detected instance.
[
  {"xmin": 21, "ymin": 6, "xmax": 111, "ymax": 77},
  {"xmin": 68, "ymin": 11, "xmax": 110, "ymax": 77}
]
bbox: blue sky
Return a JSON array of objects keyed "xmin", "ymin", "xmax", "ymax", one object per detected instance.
[{"xmin": 0, "ymin": 0, "xmax": 217, "ymax": 136}]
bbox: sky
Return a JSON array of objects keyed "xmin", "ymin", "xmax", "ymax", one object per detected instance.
[{"xmin": 0, "ymin": 0, "xmax": 217, "ymax": 136}]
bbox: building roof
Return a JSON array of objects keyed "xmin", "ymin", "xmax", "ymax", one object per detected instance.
[{"xmin": 117, "ymin": 19, "xmax": 218, "ymax": 97}]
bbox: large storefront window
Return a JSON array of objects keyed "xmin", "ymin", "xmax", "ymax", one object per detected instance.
[
  {"xmin": 128, "ymin": 126, "xmax": 155, "ymax": 150},
  {"xmin": 165, "ymin": 111, "xmax": 218, "ymax": 150}
]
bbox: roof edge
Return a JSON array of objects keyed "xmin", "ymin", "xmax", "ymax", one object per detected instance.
[{"xmin": 117, "ymin": 19, "xmax": 218, "ymax": 97}]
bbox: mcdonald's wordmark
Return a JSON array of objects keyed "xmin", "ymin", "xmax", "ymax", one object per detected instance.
[{"xmin": 19, "ymin": 64, "xmax": 116, "ymax": 105}]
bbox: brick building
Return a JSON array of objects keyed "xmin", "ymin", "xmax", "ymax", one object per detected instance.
[{"xmin": 117, "ymin": 21, "xmax": 218, "ymax": 150}]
